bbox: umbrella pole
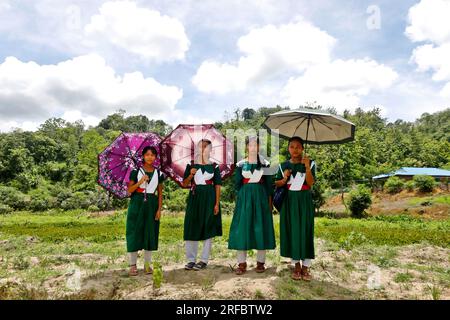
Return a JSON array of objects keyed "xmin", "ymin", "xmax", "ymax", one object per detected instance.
[{"xmin": 304, "ymin": 116, "xmax": 311, "ymax": 155}]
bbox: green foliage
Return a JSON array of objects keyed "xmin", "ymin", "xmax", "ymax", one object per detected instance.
[
  {"xmin": 338, "ymin": 231, "xmax": 368, "ymax": 250},
  {"xmin": 152, "ymin": 262, "xmax": 163, "ymax": 289},
  {"xmin": 311, "ymin": 180, "xmax": 326, "ymax": 212},
  {"xmin": 0, "ymin": 107, "xmax": 449, "ymax": 212},
  {"xmin": 0, "ymin": 204, "xmax": 13, "ymax": 215},
  {"xmin": 384, "ymin": 176, "xmax": 404, "ymax": 194},
  {"xmin": 413, "ymin": 175, "xmax": 436, "ymax": 193},
  {"xmin": 405, "ymin": 180, "xmax": 415, "ymax": 192},
  {"xmin": 347, "ymin": 185, "xmax": 372, "ymax": 218},
  {"xmin": 0, "ymin": 186, "xmax": 29, "ymax": 210}
]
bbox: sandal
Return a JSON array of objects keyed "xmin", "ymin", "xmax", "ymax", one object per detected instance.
[
  {"xmin": 235, "ymin": 262, "xmax": 247, "ymax": 275},
  {"xmin": 291, "ymin": 263, "xmax": 302, "ymax": 280},
  {"xmin": 301, "ymin": 265, "xmax": 312, "ymax": 281},
  {"xmin": 129, "ymin": 264, "xmax": 138, "ymax": 276},
  {"xmin": 255, "ymin": 261, "xmax": 266, "ymax": 273}
]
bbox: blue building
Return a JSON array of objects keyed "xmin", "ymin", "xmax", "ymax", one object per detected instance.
[{"xmin": 372, "ymin": 167, "xmax": 450, "ymax": 184}]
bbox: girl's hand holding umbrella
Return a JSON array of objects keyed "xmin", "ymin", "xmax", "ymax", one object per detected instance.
[
  {"xmin": 139, "ymin": 174, "xmax": 150, "ymax": 184},
  {"xmin": 190, "ymin": 168, "xmax": 198, "ymax": 177},
  {"xmin": 300, "ymin": 154, "xmax": 311, "ymax": 168}
]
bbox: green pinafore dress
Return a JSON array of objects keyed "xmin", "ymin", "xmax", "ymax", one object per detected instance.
[
  {"xmin": 276, "ymin": 160, "xmax": 316, "ymax": 260},
  {"xmin": 228, "ymin": 157, "xmax": 276, "ymax": 250},
  {"xmin": 183, "ymin": 162, "xmax": 223, "ymax": 241},
  {"xmin": 126, "ymin": 168, "xmax": 164, "ymax": 252}
]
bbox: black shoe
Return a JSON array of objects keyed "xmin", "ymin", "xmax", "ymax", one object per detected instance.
[
  {"xmin": 185, "ymin": 262, "xmax": 196, "ymax": 270},
  {"xmin": 193, "ymin": 261, "xmax": 207, "ymax": 271}
]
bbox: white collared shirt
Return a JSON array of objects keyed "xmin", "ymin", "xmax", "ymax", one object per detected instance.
[
  {"xmin": 237, "ymin": 155, "xmax": 270, "ymax": 184},
  {"xmin": 137, "ymin": 169, "xmax": 161, "ymax": 193}
]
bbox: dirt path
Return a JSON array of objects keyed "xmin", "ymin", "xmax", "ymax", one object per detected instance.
[{"xmin": 27, "ymin": 242, "xmax": 448, "ymax": 300}]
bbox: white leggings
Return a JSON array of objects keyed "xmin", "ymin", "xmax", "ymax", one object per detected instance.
[
  {"xmin": 237, "ymin": 250, "xmax": 266, "ymax": 264},
  {"xmin": 291, "ymin": 259, "xmax": 312, "ymax": 267},
  {"xmin": 128, "ymin": 250, "xmax": 152, "ymax": 266},
  {"xmin": 185, "ymin": 238, "xmax": 213, "ymax": 263}
]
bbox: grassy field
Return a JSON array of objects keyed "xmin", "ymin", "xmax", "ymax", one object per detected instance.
[{"xmin": 0, "ymin": 209, "xmax": 449, "ymax": 300}]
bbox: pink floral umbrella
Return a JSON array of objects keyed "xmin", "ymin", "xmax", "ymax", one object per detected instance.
[
  {"xmin": 159, "ymin": 124, "xmax": 234, "ymax": 187},
  {"xmin": 98, "ymin": 132, "xmax": 162, "ymax": 198}
]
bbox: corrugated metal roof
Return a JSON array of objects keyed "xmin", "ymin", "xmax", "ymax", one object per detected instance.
[{"xmin": 372, "ymin": 167, "xmax": 450, "ymax": 180}]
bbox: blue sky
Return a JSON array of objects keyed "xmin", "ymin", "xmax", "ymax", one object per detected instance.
[{"xmin": 0, "ymin": 0, "xmax": 449, "ymax": 132}]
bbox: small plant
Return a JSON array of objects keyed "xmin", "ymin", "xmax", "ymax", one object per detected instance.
[
  {"xmin": 254, "ymin": 289, "xmax": 265, "ymax": 299},
  {"xmin": 152, "ymin": 262, "xmax": 163, "ymax": 289},
  {"xmin": 201, "ymin": 276, "xmax": 215, "ymax": 292},
  {"xmin": 384, "ymin": 176, "xmax": 404, "ymax": 194},
  {"xmin": 413, "ymin": 175, "xmax": 436, "ymax": 193},
  {"xmin": 394, "ymin": 272, "xmax": 413, "ymax": 283},
  {"xmin": 427, "ymin": 284, "xmax": 441, "ymax": 300},
  {"xmin": 338, "ymin": 231, "xmax": 368, "ymax": 251},
  {"xmin": 13, "ymin": 255, "xmax": 30, "ymax": 270},
  {"xmin": 347, "ymin": 185, "xmax": 372, "ymax": 218}
]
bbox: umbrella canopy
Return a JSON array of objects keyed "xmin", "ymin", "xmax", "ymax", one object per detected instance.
[
  {"xmin": 98, "ymin": 132, "xmax": 162, "ymax": 198},
  {"xmin": 160, "ymin": 124, "xmax": 234, "ymax": 187},
  {"xmin": 263, "ymin": 108, "xmax": 355, "ymax": 144}
]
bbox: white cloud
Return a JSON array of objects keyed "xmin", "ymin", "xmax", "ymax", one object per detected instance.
[
  {"xmin": 281, "ymin": 58, "xmax": 398, "ymax": 111},
  {"xmin": 84, "ymin": 1, "xmax": 190, "ymax": 61},
  {"xmin": 406, "ymin": 0, "xmax": 450, "ymax": 98},
  {"xmin": 0, "ymin": 53, "xmax": 183, "ymax": 132},
  {"xmin": 192, "ymin": 19, "xmax": 336, "ymax": 94},
  {"xmin": 405, "ymin": 0, "xmax": 450, "ymax": 45},
  {"xmin": 411, "ymin": 43, "xmax": 450, "ymax": 82}
]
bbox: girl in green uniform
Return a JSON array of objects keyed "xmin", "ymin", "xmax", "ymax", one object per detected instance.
[
  {"xmin": 182, "ymin": 139, "xmax": 222, "ymax": 271},
  {"xmin": 228, "ymin": 136, "xmax": 275, "ymax": 275},
  {"xmin": 126, "ymin": 146, "xmax": 164, "ymax": 276},
  {"xmin": 275, "ymin": 136, "xmax": 316, "ymax": 281}
]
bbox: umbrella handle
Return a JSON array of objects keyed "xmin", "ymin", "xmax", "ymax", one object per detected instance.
[{"xmin": 304, "ymin": 115, "xmax": 310, "ymax": 154}]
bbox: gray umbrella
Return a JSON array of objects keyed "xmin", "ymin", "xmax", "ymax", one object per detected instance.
[{"xmin": 263, "ymin": 108, "xmax": 355, "ymax": 145}]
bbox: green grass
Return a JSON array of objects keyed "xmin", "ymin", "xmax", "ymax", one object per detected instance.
[
  {"xmin": 1, "ymin": 210, "xmax": 449, "ymax": 247},
  {"xmin": 394, "ymin": 272, "xmax": 413, "ymax": 283},
  {"xmin": 1, "ymin": 209, "xmax": 449, "ymax": 300},
  {"xmin": 407, "ymin": 195, "xmax": 450, "ymax": 206}
]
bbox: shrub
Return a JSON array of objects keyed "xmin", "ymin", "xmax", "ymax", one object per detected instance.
[
  {"xmin": 0, "ymin": 186, "xmax": 29, "ymax": 210},
  {"xmin": 413, "ymin": 175, "xmax": 436, "ymax": 193},
  {"xmin": 405, "ymin": 180, "xmax": 415, "ymax": 192},
  {"xmin": 28, "ymin": 189, "xmax": 57, "ymax": 211},
  {"xmin": 384, "ymin": 176, "xmax": 404, "ymax": 194},
  {"xmin": 0, "ymin": 204, "xmax": 13, "ymax": 214},
  {"xmin": 312, "ymin": 180, "xmax": 326, "ymax": 212},
  {"xmin": 220, "ymin": 202, "xmax": 235, "ymax": 215},
  {"xmin": 87, "ymin": 205, "xmax": 100, "ymax": 212},
  {"xmin": 347, "ymin": 185, "xmax": 372, "ymax": 218},
  {"xmin": 60, "ymin": 191, "xmax": 94, "ymax": 210}
]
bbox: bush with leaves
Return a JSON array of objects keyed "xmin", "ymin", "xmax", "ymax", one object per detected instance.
[
  {"xmin": 0, "ymin": 204, "xmax": 13, "ymax": 215},
  {"xmin": 28, "ymin": 189, "xmax": 57, "ymax": 211},
  {"xmin": 347, "ymin": 184, "xmax": 372, "ymax": 218},
  {"xmin": 60, "ymin": 191, "xmax": 95, "ymax": 210},
  {"xmin": 0, "ymin": 186, "xmax": 29, "ymax": 210},
  {"xmin": 311, "ymin": 180, "xmax": 326, "ymax": 213},
  {"xmin": 405, "ymin": 180, "xmax": 415, "ymax": 192},
  {"xmin": 384, "ymin": 176, "xmax": 404, "ymax": 194},
  {"xmin": 413, "ymin": 175, "xmax": 436, "ymax": 193}
]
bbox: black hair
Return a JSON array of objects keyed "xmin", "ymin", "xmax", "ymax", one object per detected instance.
[
  {"xmin": 245, "ymin": 136, "xmax": 262, "ymax": 168},
  {"xmin": 142, "ymin": 146, "xmax": 158, "ymax": 158},
  {"xmin": 288, "ymin": 136, "xmax": 304, "ymax": 148}
]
